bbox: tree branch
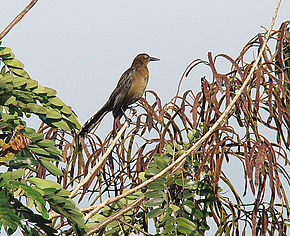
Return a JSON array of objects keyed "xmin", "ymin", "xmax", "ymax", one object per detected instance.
[
  {"xmin": 0, "ymin": 0, "xmax": 39, "ymax": 40},
  {"xmin": 83, "ymin": 0, "xmax": 282, "ymax": 223},
  {"xmin": 87, "ymin": 196, "xmax": 145, "ymax": 235},
  {"xmin": 69, "ymin": 109, "xmax": 136, "ymax": 199}
]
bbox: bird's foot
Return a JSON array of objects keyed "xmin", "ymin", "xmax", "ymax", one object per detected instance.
[
  {"xmin": 130, "ymin": 107, "xmax": 137, "ymax": 116},
  {"xmin": 123, "ymin": 108, "xmax": 137, "ymax": 126}
]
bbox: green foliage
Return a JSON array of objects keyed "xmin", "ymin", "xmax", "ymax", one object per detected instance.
[
  {"xmin": 0, "ymin": 170, "xmax": 57, "ymax": 235},
  {"xmin": 28, "ymin": 177, "xmax": 88, "ymax": 235},
  {"xmin": 89, "ymin": 191, "xmax": 143, "ymax": 235},
  {"xmin": 142, "ymin": 140, "xmax": 214, "ymax": 236},
  {"xmin": 0, "ymin": 45, "xmax": 81, "ymax": 131},
  {"xmin": 0, "ymin": 44, "xmax": 86, "ymax": 235}
]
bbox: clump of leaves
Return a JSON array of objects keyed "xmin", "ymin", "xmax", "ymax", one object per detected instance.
[
  {"xmin": 0, "ymin": 44, "xmax": 85, "ymax": 235},
  {"xmin": 142, "ymin": 140, "xmax": 215, "ymax": 236}
]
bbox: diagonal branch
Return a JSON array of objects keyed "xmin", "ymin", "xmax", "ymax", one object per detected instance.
[
  {"xmin": 69, "ymin": 109, "xmax": 136, "ymax": 198},
  {"xmin": 87, "ymin": 196, "xmax": 145, "ymax": 235},
  {"xmin": 0, "ymin": 0, "xmax": 39, "ymax": 40}
]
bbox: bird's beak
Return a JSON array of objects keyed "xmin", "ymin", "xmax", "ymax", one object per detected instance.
[{"xmin": 149, "ymin": 56, "xmax": 160, "ymax": 61}]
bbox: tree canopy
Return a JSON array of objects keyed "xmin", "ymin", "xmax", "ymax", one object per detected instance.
[{"xmin": 0, "ymin": 2, "xmax": 289, "ymax": 235}]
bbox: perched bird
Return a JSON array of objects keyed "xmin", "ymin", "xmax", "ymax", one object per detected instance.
[{"xmin": 79, "ymin": 53, "xmax": 159, "ymax": 136}]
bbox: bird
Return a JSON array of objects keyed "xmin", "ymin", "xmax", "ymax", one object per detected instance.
[{"xmin": 79, "ymin": 53, "xmax": 159, "ymax": 136}]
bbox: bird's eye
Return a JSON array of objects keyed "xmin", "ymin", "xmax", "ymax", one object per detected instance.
[{"xmin": 144, "ymin": 54, "xmax": 149, "ymax": 58}]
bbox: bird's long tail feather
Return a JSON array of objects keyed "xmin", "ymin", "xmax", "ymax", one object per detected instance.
[{"xmin": 79, "ymin": 101, "xmax": 111, "ymax": 136}]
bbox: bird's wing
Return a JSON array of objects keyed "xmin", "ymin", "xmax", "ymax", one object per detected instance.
[{"xmin": 109, "ymin": 67, "xmax": 135, "ymax": 117}]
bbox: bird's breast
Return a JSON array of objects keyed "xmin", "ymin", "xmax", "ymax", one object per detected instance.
[{"xmin": 124, "ymin": 67, "xmax": 149, "ymax": 105}]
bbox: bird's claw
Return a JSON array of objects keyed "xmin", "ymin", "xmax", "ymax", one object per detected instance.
[{"xmin": 131, "ymin": 108, "xmax": 137, "ymax": 116}]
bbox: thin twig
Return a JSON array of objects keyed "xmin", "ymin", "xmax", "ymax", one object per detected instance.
[
  {"xmin": 118, "ymin": 219, "xmax": 151, "ymax": 236},
  {"xmin": 0, "ymin": 0, "xmax": 39, "ymax": 40},
  {"xmin": 83, "ymin": 0, "xmax": 282, "ymax": 222},
  {"xmin": 69, "ymin": 109, "xmax": 136, "ymax": 198},
  {"xmin": 87, "ymin": 196, "xmax": 145, "ymax": 235}
]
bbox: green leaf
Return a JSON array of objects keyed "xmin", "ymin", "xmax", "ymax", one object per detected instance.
[
  {"xmin": 187, "ymin": 132, "xmax": 195, "ymax": 142},
  {"xmin": 45, "ymin": 87, "xmax": 57, "ymax": 97},
  {"xmin": 0, "ymin": 80, "xmax": 6, "ymax": 89},
  {"xmin": 162, "ymin": 225, "xmax": 175, "ymax": 235},
  {"xmin": 185, "ymin": 181, "xmax": 198, "ymax": 190},
  {"xmin": 9, "ymin": 68, "xmax": 29, "ymax": 78},
  {"xmin": 33, "ymin": 86, "xmax": 48, "ymax": 94},
  {"xmin": 36, "ymin": 139, "xmax": 56, "ymax": 148},
  {"xmin": 1, "ymin": 74, "xmax": 13, "ymax": 83},
  {"xmin": 145, "ymin": 166, "xmax": 161, "ymax": 176},
  {"xmin": 25, "ymin": 79, "xmax": 38, "ymax": 89},
  {"xmin": 66, "ymin": 113, "xmax": 81, "ymax": 129},
  {"xmin": 29, "ymin": 133, "xmax": 44, "ymax": 142},
  {"xmin": 164, "ymin": 144, "xmax": 174, "ymax": 155},
  {"xmin": 0, "ymin": 190, "xmax": 21, "ymax": 233},
  {"xmin": 2, "ymin": 114, "xmax": 17, "ymax": 123},
  {"xmin": 46, "ymin": 109, "xmax": 62, "ymax": 119},
  {"xmin": 148, "ymin": 179, "xmax": 165, "ymax": 190},
  {"xmin": 3, "ymin": 58, "xmax": 24, "ymax": 68},
  {"xmin": 38, "ymin": 155, "xmax": 62, "ymax": 162},
  {"xmin": 48, "ymin": 97, "xmax": 64, "ymax": 108},
  {"xmin": 28, "ymin": 177, "xmax": 62, "ymax": 190},
  {"xmin": 177, "ymin": 217, "xmax": 197, "ymax": 235},
  {"xmin": 143, "ymin": 198, "xmax": 164, "ymax": 207},
  {"xmin": 4, "ymin": 95, "xmax": 16, "ymax": 105},
  {"xmin": 182, "ymin": 190, "xmax": 194, "ymax": 199},
  {"xmin": 11, "ymin": 77, "xmax": 27, "ymax": 87},
  {"xmin": 193, "ymin": 209, "xmax": 204, "ymax": 219},
  {"xmin": 38, "ymin": 158, "xmax": 63, "ymax": 176},
  {"xmin": 106, "ymin": 220, "xmax": 119, "ymax": 228},
  {"xmin": 11, "ymin": 90, "xmax": 33, "ymax": 102},
  {"xmin": 29, "ymin": 146, "xmax": 51, "ymax": 156},
  {"xmin": 44, "ymin": 146, "xmax": 61, "ymax": 156},
  {"xmin": 144, "ymin": 190, "xmax": 164, "ymax": 198},
  {"xmin": 139, "ymin": 172, "xmax": 146, "ymax": 180},
  {"xmin": 60, "ymin": 104, "xmax": 73, "ymax": 115},
  {"xmin": 148, "ymin": 207, "xmax": 164, "ymax": 218},
  {"xmin": 16, "ymin": 100, "xmax": 27, "ymax": 108},
  {"xmin": 169, "ymin": 204, "xmax": 180, "ymax": 212},
  {"xmin": 1, "ymin": 213, "xmax": 19, "ymax": 232},
  {"xmin": 155, "ymin": 157, "xmax": 169, "ymax": 169},
  {"xmin": 91, "ymin": 214, "xmax": 106, "ymax": 222},
  {"xmin": 56, "ymin": 189, "xmax": 70, "ymax": 197},
  {"xmin": 0, "ymin": 47, "xmax": 12, "ymax": 56},
  {"xmin": 9, "ymin": 181, "xmax": 45, "ymax": 206},
  {"xmin": 183, "ymin": 200, "xmax": 194, "ymax": 214},
  {"xmin": 50, "ymin": 119, "xmax": 71, "ymax": 131},
  {"xmin": 175, "ymin": 178, "xmax": 190, "ymax": 187},
  {"xmin": 0, "ymin": 169, "xmax": 25, "ymax": 182},
  {"xmin": 26, "ymin": 103, "xmax": 47, "ymax": 115}
]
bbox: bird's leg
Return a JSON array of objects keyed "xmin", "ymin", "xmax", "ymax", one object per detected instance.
[
  {"xmin": 121, "ymin": 107, "xmax": 131, "ymax": 124},
  {"xmin": 121, "ymin": 107, "xmax": 136, "ymax": 125}
]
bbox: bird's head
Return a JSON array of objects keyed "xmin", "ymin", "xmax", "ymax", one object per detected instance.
[{"xmin": 132, "ymin": 53, "xmax": 160, "ymax": 67}]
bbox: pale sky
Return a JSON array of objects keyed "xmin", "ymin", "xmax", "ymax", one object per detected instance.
[
  {"xmin": 1, "ymin": 1, "xmax": 289, "ymax": 124},
  {"xmin": 1, "ymin": 1, "xmax": 289, "ymax": 235}
]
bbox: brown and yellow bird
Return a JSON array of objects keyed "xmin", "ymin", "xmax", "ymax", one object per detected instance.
[{"xmin": 79, "ymin": 53, "xmax": 159, "ymax": 136}]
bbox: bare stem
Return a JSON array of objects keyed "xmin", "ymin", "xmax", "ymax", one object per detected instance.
[
  {"xmin": 0, "ymin": 0, "xmax": 39, "ymax": 40},
  {"xmin": 69, "ymin": 109, "xmax": 136, "ymax": 198},
  {"xmin": 87, "ymin": 196, "xmax": 145, "ymax": 235}
]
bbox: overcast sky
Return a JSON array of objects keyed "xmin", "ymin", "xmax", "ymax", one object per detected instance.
[
  {"xmin": 1, "ymin": 1, "xmax": 289, "ymax": 235},
  {"xmin": 1, "ymin": 1, "xmax": 289, "ymax": 124}
]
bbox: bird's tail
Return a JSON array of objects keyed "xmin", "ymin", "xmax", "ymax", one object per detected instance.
[{"xmin": 79, "ymin": 101, "xmax": 111, "ymax": 136}]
